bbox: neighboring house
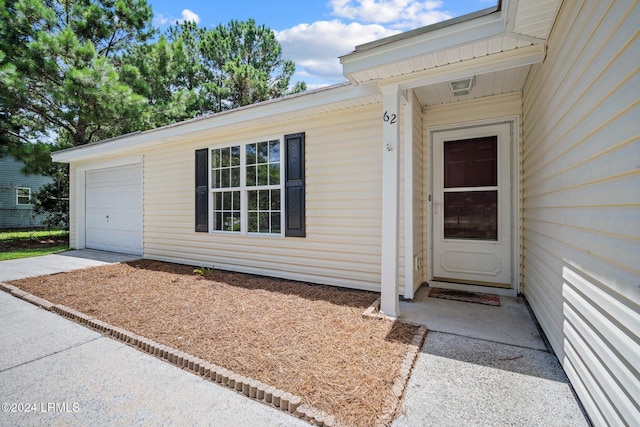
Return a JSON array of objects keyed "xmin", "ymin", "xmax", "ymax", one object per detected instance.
[
  {"xmin": 0, "ymin": 156, "xmax": 52, "ymax": 229},
  {"xmin": 52, "ymin": 1, "xmax": 638, "ymax": 425}
]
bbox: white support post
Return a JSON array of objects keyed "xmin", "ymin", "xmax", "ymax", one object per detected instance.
[{"xmin": 380, "ymin": 85, "xmax": 401, "ymax": 317}]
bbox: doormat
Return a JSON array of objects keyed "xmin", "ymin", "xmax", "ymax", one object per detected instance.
[{"xmin": 428, "ymin": 288, "xmax": 501, "ymax": 306}]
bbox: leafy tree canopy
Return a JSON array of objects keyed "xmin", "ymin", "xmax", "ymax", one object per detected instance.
[
  {"xmin": 124, "ymin": 19, "xmax": 306, "ymax": 126},
  {"xmin": 0, "ymin": 0, "xmax": 306, "ymax": 227},
  {"xmin": 0, "ymin": 0, "xmax": 154, "ymax": 148}
]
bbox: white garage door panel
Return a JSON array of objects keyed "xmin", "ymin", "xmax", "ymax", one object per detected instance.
[{"xmin": 85, "ymin": 164, "xmax": 142, "ymax": 255}]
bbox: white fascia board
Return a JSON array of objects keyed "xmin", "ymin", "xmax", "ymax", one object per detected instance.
[
  {"xmin": 52, "ymin": 82, "xmax": 378, "ymax": 163},
  {"xmin": 340, "ymin": 10, "xmax": 507, "ymax": 81}
]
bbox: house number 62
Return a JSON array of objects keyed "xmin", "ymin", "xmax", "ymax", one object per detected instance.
[{"xmin": 383, "ymin": 111, "xmax": 397, "ymax": 124}]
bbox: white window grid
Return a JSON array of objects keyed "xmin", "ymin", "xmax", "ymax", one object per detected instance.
[
  {"xmin": 209, "ymin": 138, "xmax": 283, "ymax": 236},
  {"xmin": 16, "ymin": 187, "xmax": 31, "ymax": 205}
]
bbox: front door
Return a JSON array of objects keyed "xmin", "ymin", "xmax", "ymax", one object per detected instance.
[{"xmin": 432, "ymin": 123, "xmax": 512, "ymax": 287}]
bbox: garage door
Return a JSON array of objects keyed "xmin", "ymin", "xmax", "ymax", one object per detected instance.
[{"xmin": 85, "ymin": 164, "xmax": 142, "ymax": 255}]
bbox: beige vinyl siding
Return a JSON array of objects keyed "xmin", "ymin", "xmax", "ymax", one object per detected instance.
[
  {"xmin": 421, "ymin": 106, "xmax": 429, "ymax": 285},
  {"xmin": 398, "ymin": 91, "xmax": 425, "ymax": 296},
  {"xmin": 423, "ymin": 92, "xmax": 523, "ymax": 282},
  {"xmin": 143, "ymin": 104, "xmax": 383, "ymax": 291},
  {"xmin": 521, "ymin": 1, "xmax": 639, "ymax": 425},
  {"xmin": 424, "ymin": 92, "xmax": 522, "ymax": 128},
  {"xmin": 398, "ymin": 103, "xmax": 407, "ymax": 294},
  {"xmin": 412, "ymin": 92, "xmax": 425, "ymax": 289}
]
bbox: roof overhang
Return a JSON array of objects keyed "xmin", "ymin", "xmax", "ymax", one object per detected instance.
[
  {"xmin": 340, "ymin": 6, "xmax": 506, "ymax": 83},
  {"xmin": 340, "ymin": 0, "xmax": 561, "ymax": 87},
  {"xmin": 52, "ymin": 83, "xmax": 381, "ymax": 163}
]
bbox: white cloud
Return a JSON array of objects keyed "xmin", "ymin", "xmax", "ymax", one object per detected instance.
[
  {"xmin": 153, "ymin": 13, "xmax": 169, "ymax": 26},
  {"xmin": 152, "ymin": 9, "xmax": 200, "ymax": 27},
  {"xmin": 178, "ymin": 9, "xmax": 200, "ymax": 24},
  {"xmin": 328, "ymin": 0, "xmax": 451, "ymax": 30},
  {"xmin": 276, "ymin": 20, "xmax": 400, "ymax": 84},
  {"xmin": 277, "ymin": 1, "xmax": 454, "ymax": 85}
]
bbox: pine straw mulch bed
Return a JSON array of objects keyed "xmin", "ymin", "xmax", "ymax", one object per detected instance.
[{"xmin": 9, "ymin": 259, "xmax": 420, "ymax": 426}]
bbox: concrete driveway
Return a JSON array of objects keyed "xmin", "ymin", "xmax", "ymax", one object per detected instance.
[{"xmin": 0, "ymin": 249, "xmax": 140, "ymax": 282}]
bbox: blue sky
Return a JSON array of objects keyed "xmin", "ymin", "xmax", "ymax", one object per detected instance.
[{"xmin": 149, "ymin": 0, "xmax": 497, "ymax": 88}]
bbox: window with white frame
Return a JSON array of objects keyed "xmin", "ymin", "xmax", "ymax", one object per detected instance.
[
  {"xmin": 210, "ymin": 139, "xmax": 282, "ymax": 234},
  {"xmin": 211, "ymin": 145, "xmax": 241, "ymax": 232},
  {"xmin": 16, "ymin": 187, "xmax": 31, "ymax": 205}
]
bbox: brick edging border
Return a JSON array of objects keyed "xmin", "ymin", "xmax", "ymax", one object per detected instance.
[
  {"xmin": 0, "ymin": 282, "xmax": 342, "ymax": 427},
  {"xmin": 362, "ymin": 297, "xmax": 429, "ymax": 426}
]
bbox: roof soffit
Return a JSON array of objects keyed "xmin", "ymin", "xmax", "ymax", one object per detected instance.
[{"xmin": 378, "ymin": 42, "xmax": 545, "ymax": 91}]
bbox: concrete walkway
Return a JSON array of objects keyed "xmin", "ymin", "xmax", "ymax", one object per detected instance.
[
  {"xmin": 393, "ymin": 287, "xmax": 588, "ymax": 426},
  {"xmin": 0, "ymin": 250, "xmax": 588, "ymax": 426},
  {"xmin": 0, "ymin": 250, "xmax": 306, "ymax": 427}
]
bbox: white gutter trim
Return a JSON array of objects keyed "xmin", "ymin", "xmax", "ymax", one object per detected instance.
[{"xmin": 52, "ymin": 82, "xmax": 378, "ymax": 163}]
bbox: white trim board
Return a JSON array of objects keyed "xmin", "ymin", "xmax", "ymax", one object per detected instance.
[
  {"xmin": 427, "ymin": 116, "xmax": 520, "ymax": 295},
  {"xmin": 74, "ymin": 156, "xmax": 143, "ymax": 254}
]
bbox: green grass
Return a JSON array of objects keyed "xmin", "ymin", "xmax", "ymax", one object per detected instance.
[
  {"xmin": 0, "ymin": 229, "xmax": 69, "ymax": 241},
  {"xmin": 0, "ymin": 245, "xmax": 69, "ymax": 261},
  {"xmin": 0, "ymin": 229, "xmax": 69, "ymax": 260}
]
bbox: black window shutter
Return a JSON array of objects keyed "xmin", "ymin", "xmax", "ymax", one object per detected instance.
[
  {"xmin": 284, "ymin": 132, "xmax": 305, "ymax": 237},
  {"xmin": 195, "ymin": 148, "xmax": 208, "ymax": 232}
]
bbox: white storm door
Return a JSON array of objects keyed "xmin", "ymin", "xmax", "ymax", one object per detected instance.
[
  {"xmin": 432, "ymin": 123, "xmax": 512, "ymax": 286},
  {"xmin": 85, "ymin": 164, "xmax": 142, "ymax": 255}
]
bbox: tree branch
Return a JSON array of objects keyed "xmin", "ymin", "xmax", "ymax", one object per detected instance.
[
  {"xmin": 86, "ymin": 123, "xmax": 101, "ymax": 142},
  {"xmin": 3, "ymin": 129, "xmax": 33, "ymax": 144},
  {"xmin": 102, "ymin": 31, "xmax": 118, "ymax": 57},
  {"xmin": 24, "ymin": 85, "xmax": 67, "ymax": 118},
  {"xmin": 23, "ymin": 104, "xmax": 75, "ymax": 137}
]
